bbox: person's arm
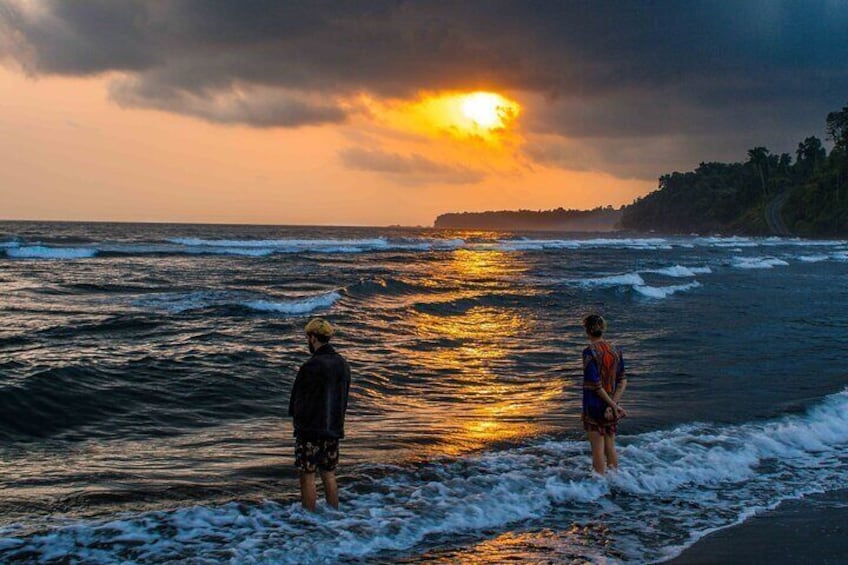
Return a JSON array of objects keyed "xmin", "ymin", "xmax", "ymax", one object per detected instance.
[
  {"xmin": 612, "ymin": 379, "xmax": 627, "ymax": 404},
  {"xmin": 288, "ymin": 366, "xmax": 304, "ymax": 417},
  {"xmin": 611, "ymin": 351, "xmax": 627, "ymax": 417},
  {"xmin": 596, "ymin": 386, "xmax": 623, "ymax": 414}
]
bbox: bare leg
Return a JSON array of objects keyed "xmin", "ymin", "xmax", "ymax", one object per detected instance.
[
  {"xmin": 604, "ymin": 433, "xmax": 618, "ymax": 470},
  {"xmin": 299, "ymin": 472, "xmax": 317, "ymax": 511},
  {"xmin": 320, "ymin": 470, "xmax": 339, "ymax": 509},
  {"xmin": 588, "ymin": 430, "xmax": 606, "ymax": 474}
]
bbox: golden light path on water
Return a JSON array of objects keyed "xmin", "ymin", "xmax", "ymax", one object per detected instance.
[
  {"xmin": 411, "ymin": 526, "xmax": 618, "ymax": 563},
  {"xmin": 371, "ymin": 247, "xmax": 563, "ymax": 457}
]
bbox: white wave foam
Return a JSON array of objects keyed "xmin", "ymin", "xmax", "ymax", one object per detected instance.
[
  {"xmin": 573, "ymin": 272, "xmax": 701, "ymax": 300},
  {"xmin": 633, "ymin": 281, "xmax": 701, "ymax": 299},
  {"xmin": 170, "ymin": 237, "xmax": 338, "ymax": 248},
  {"xmin": 495, "ymin": 239, "xmax": 580, "ymax": 251},
  {"xmin": 427, "ymin": 238, "xmax": 466, "ymax": 250},
  {"xmin": 96, "ymin": 243, "xmax": 277, "ymax": 257},
  {"xmin": 580, "ymin": 237, "xmax": 672, "ymax": 249},
  {"xmin": 695, "ymin": 236, "xmax": 759, "ymax": 248},
  {"xmin": 697, "ymin": 236, "xmax": 846, "ymax": 249},
  {"xmin": 242, "ymin": 292, "xmax": 342, "ymax": 314},
  {"xmin": 135, "ymin": 290, "xmax": 341, "ymax": 315},
  {"xmin": 495, "ymin": 237, "xmax": 673, "ymax": 252},
  {"xmin": 3, "ymin": 389, "xmax": 848, "ymax": 563},
  {"xmin": 731, "ymin": 256, "xmax": 790, "ymax": 269},
  {"xmin": 831, "ymin": 251, "xmax": 848, "ymax": 262},
  {"xmin": 168, "ymin": 237, "xmax": 469, "ymax": 254},
  {"xmin": 796, "ymin": 254, "xmax": 829, "ymax": 263},
  {"xmin": 169, "ymin": 237, "xmax": 391, "ymax": 253},
  {"xmin": 644, "ymin": 265, "xmax": 712, "ymax": 277},
  {"xmin": 579, "ymin": 273, "xmax": 646, "ymax": 287},
  {"xmin": 182, "ymin": 247, "xmax": 275, "ymax": 257},
  {"xmin": 5, "ymin": 246, "xmax": 98, "ymax": 259}
]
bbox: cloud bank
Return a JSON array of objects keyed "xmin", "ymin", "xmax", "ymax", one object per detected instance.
[{"xmin": 2, "ymin": 0, "xmax": 847, "ymax": 179}]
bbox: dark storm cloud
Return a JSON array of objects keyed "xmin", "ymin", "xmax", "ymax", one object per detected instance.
[
  {"xmin": 109, "ymin": 77, "xmax": 347, "ymax": 128},
  {"xmin": 2, "ymin": 0, "xmax": 847, "ymax": 178}
]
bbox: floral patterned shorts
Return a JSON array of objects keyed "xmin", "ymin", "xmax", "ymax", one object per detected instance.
[
  {"xmin": 294, "ymin": 437, "xmax": 340, "ymax": 473},
  {"xmin": 583, "ymin": 420, "xmax": 617, "ymax": 436}
]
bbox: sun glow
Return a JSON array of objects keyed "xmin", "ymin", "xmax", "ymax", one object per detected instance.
[
  {"xmin": 374, "ymin": 90, "xmax": 521, "ymax": 143},
  {"xmin": 461, "ymin": 92, "xmax": 509, "ymax": 128}
]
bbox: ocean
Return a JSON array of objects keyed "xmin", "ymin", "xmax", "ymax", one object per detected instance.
[{"xmin": 1, "ymin": 221, "xmax": 847, "ymax": 564}]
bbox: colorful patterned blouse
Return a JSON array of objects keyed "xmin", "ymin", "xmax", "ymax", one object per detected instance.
[{"xmin": 582, "ymin": 341, "xmax": 626, "ymax": 425}]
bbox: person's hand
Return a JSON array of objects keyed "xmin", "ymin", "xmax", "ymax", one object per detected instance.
[{"xmin": 615, "ymin": 404, "xmax": 627, "ymax": 418}]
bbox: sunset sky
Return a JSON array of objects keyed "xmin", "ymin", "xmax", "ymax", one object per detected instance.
[{"xmin": 1, "ymin": 1, "xmax": 847, "ymax": 226}]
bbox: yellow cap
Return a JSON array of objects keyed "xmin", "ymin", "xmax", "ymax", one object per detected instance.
[{"xmin": 305, "ymin": 318, "xmax": 334, "ymax": 338}]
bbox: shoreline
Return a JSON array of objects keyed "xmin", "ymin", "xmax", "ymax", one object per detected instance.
[{"xmin": 663, "ymin": 489, "xmax": 848, "ymax": 564}]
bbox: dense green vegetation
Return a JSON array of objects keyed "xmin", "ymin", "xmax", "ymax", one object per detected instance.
[
  {"xmin": 434, "ymin": 206, "xmax": 621, "ymax": 231},
  {"xmin": 620, "ymin": 104, "xmax": 848, "ymax": 237}
]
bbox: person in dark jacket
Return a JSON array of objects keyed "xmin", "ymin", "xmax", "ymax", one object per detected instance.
[{"xmin": 288, "ymin": 317, "xmax": 351, "ymax": 511}]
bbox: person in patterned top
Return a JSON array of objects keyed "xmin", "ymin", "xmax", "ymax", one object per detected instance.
[{"xmin": 581, "ymin": 314, "xmax": 628, "ymax": 474}]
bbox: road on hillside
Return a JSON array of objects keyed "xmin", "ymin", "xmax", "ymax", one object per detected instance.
[{"xmin": 765, "ymin": 190, "xmax": 793, "ymax": 236}]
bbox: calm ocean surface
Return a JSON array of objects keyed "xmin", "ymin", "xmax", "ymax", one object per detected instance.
[{"xmin": 1, "ymin": 221, "xmax": 847, "ymax": 563}]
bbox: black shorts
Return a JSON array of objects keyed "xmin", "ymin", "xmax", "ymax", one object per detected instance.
[{"xmin": 294, "ymin": 437, "xmax": 340, "ymax": 473}]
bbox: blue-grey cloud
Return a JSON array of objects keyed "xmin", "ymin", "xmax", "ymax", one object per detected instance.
[{"xmin": 339, "ymin": 147, "xmax": 485, "ymax": 185}]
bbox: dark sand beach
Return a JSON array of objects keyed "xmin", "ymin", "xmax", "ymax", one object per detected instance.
[{"xmin": 667, "ymin": 489, "xmax": 848, "ymax": 564}]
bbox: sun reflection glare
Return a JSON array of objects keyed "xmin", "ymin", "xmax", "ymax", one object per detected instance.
[
  {"xmin": 419, "ymin": 526, "xmax": 617, "ymax": 562},
  {"xmin": 392, "ymin": 248, "xmax": 560, "ymax": 456}
]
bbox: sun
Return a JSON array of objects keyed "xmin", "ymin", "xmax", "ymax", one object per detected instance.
[
  {"xmin": 459, "ymin": 92, "xmax": 518, "ymax": 131},
  {"xmin": 373, "ymin": 90, "xmax": 521, "ymax": 144},
  {"xmin": 461, "ymin": 92, "xmax": 505, "ymax": 128}
]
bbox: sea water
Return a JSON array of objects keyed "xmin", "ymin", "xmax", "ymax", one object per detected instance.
[{"xmin": 1, "ymin": 221, "xmax": 846, "ymax": 563}]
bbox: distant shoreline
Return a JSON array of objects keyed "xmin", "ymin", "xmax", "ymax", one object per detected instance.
[
  {"xmin": 433, "ymin": 207, "xmax": 623, "ymax": 232},
  {"xmin": 0, "ymin": 218, "xmax": 426, "ymax": 229},
  {"xmin": 2, "ymin": 217, "xmax": 844, "ymax": 240}
]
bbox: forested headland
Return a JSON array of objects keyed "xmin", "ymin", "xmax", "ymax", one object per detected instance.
[
  {"xmin": 620, "ymin": 104, "xmax": 848, "ymax": 237},
  {"xmin": 434, "ymin": 206, "xmax": 622, "ymax": 231}
]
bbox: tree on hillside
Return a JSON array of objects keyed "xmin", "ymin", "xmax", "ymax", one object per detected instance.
[
  {"xmin": 746, "ymin": 147, "xmax": 771, "ymax": 198},
  {"xmin": 826, "ymin": 106, "xmax": 848, "ymax": 150},
  {"xmin": 614, "ymin": 101, "xmax": 848, "ymax": 236},
  {"xmin": 795, "ymin": 136, "xmax": 826, "ymax": 178}
]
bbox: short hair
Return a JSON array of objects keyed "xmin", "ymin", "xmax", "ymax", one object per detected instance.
[
  {"xmin": 582, "ymin": 314, "xmax": 606, "ymax": 338},
  {"xmin": 305, "ymin": 318, "xmax": 334, "ymax": 343}
]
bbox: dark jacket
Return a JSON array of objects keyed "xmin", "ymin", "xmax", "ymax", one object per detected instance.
[{"xmin": 288, "ymin": 343, "xmax": 351, "ymax": 439}]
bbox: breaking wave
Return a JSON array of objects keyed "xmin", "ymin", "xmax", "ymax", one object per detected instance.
[
  {"xmin": 133, "ymin": 290, "xmax": 342, "ymax": 315},
  {"xmin": 5, "ymin": 246, "xmax": 98, "ymax": 259},
  {"xmin": 632, "ymin": 281, "xmax": 702, "ymax": 299},
  {"xmin": 2, "ymin": 388, "xmax": 847, "ymax": 563},
  {"xmin": 494, "ymin": 237, "xmax": 673, "ymax": 252},
  {"xmin": 731, "ymin": 256, "xmax": 790, "ymax": 269},
  {"xmin": 643, "ymin": 265, "xmax": 712, "ymax": 277},
  {"xmin": 571, "ymin": 265, "xmax": 708, "ymax": 299},
  {"xmin": 579, "ymin": 273, "xmax": 646, "ymax": 287}
]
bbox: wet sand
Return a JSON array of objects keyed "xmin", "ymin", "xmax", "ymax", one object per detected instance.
[{"xmin": 665, "ymin": 489, "xmax": 848, "ymax": 564}]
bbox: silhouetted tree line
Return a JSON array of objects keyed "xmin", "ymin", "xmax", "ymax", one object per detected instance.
[
  {"xmin": 434, "ymin": 206, "xmax": 621, "ymax": 230},
  {"xmin": 620, "ymin": 104, "xmax": 848, "ymax": 236}
]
